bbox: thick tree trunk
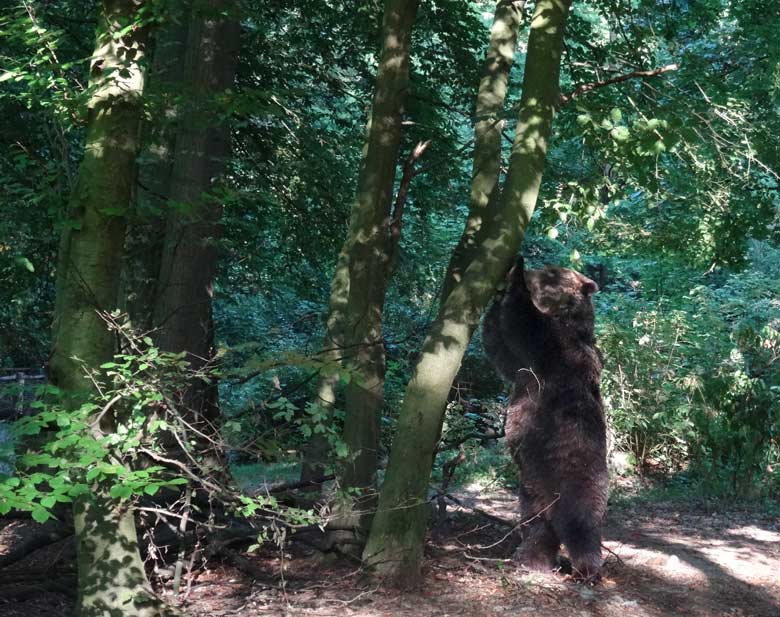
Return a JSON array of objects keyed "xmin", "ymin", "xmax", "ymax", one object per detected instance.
[
  {"xmin": 49, "ymin": 1, "xmax": 172, "ymax": 615},
  {"xmin": 300, "ymin": 0, "xmax": 420, "ymax": 502},
  {"xmin": 362, "ymin": 0, "xmax": 572, "ymax": 586},
  {"xmin": 122, "ymin": 5, "xmax": 191, "ymax": 331},
  {"xmin": 441, "ymin": 0, "xmax": 526, "ymax": 301},
  {"xmin": 152, "ymin": 1, "xmax": 240, "ymax": 426}
]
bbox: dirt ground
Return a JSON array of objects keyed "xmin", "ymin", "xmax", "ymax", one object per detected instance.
[{"xmin": 1, "ymin": 488, "xmax": 779, "ymax": 617}]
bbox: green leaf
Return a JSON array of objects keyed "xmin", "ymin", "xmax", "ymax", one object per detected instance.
[
  {"xmin": 610, "ymin": 108, "xmax": 622, "ymax": 123},
  {"xmin": 31, "ymin": 507, "xmax": 51, "ymax": 523},
  {"xmin": 15, "ymin": 257, "xmax": 34, "ymax": 272},
  {"xmin": 109, "ymin": 484, "xmax": 132, "ymax": 500},
  {"xmin": 610, "ymin": 126, "xmax": 630, "ymax": 142}
]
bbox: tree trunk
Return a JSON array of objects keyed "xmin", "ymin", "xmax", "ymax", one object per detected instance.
[
  {"xmin": 298, "ymin": 247, "xmax": 349, "ymax": 485},
  {"xmin": 152, "ymin": 0, "xmax": 240, "ymax": 427},
  {"xmin": 49, "ymin": 1, "xmax": 172, "ymax": 614},
  {"xmin": 122, "ymin": 4, "xmax": 191, "ymax": 331},
  {"xmin": 362, "ymin": 0, "xmax": 572, "ymax": 586},
  {"xmin": 300, "ymin": 0, "xmax": 420, "ymax": 502},
  {"xmin": 440, "ymin": 0, "xmax": 526, "ymax": 302}
]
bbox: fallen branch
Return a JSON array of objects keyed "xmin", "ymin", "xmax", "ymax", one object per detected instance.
[
  {"xmin": 0, "ymin": 521, "xmax": 72, "ymax": 569},
  {"xmin": 433, "ymin": 490, "xmax": 516, "ymax": 528},
  {"xmin": 262, "ymin": 474, "xmax": 336, "ymax": 494}
]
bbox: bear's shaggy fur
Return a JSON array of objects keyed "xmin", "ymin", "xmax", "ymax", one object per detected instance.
[{"xmin": 483, "ymin": 259, "xmax": 607, "ymax": 580}]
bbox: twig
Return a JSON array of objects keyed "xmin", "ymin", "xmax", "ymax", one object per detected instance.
[
  {"xmin": 464, "ymin": 554, "xmax": 513, "ymax": 563},
  {"xmin": 601, "ymin": 542, "xmax": 625, "ymax": 566},
  {"xmin": 324, "ymin": 584, "xmax": 382, "ymax": 606},
  {"xmin": 172, "ymin": 487, "xmax": 192, "ymax": 595}
]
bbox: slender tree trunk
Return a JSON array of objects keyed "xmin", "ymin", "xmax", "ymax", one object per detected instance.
[
  {"xmin": 441, "ymin": 0, "xmax": 526, "ymax": 301},
  {"xmin": 362, "ymin": 0, "xmax": 573, "ymax": 586},
  {"xmin": 152, "ymin": 0, "xmax": 240, "ymax": 427},
  {"xmin": 334, "ymin": 0, "xmax": 421, "ymax": 519},
  {"xmin": 300, "ymin": 0, "xmax": 420, "ymax": 500},
  {"xmin": 298, "ymin": 247, "xmax": 349, "ymax": 485},
  {"xmin": 49, "ymin": 1, "xmax": 172, "ymax": 615}
]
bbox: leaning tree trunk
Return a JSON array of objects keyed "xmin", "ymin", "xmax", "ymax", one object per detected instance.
[
  {"xmin": 48, "ymin": 1, "xmax": 171, "ymax": 615},
  {"xmin": 362, "ymin": 0, "xmax": 573, "ymax": 586},
  {"xmin": 152, "ymin": 0, "xmax": 240, "ymax": 429},
  {"xmin": 300, "ymin": 0, "xmax": 420, "ymax": 503},
  {"xmin": 440, "ymin": 0, "xmax": 526, "ymax": 302}
]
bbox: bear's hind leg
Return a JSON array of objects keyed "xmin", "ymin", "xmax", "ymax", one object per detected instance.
[
  {"xmin": 514, "ymin": 487, "xmax": 560, "ymax": 571},
  {"xmin": 514, "ymin": 519, "xmax": 560, "ymax": 572},
  {"xmin": 551, "ymin": 500, "xmax": 603, "ymax": 581}
]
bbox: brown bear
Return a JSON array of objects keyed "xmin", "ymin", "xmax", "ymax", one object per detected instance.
[{"xmin": 483, "ymin": 258, "xmax": 607, "ymax": 580}]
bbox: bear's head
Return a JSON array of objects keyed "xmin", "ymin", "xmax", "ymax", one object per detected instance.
[{"xmin": 523, "ymin": 266, "xmax": 598, "ymax": 322}]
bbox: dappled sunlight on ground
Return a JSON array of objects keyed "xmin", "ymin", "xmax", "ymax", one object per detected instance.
[
  {"xmin": 179, "ymin": 493, "xmax": 780, "ymax": 617},
  {"xmin": 2, "ymin": 492, "xmax": 778, "ymax": 616}
]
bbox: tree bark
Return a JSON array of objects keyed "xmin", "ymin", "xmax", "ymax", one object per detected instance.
[
  {"xmin": 300, "ymin": 0, "xmax": 421, "ymax": 503},
  {"xmin": 362, "ymin": 0, "xmax": 572, "ymax": 586},
  {"xmin": 122, "ymin": 3, "xmax": 191, "ymax": 331},
  {"xmin": 152, "ymin": 0, "xmax": 240, "ymax": 426},
  {"xmin": 440, "ymin": 0, "xmax": 526, "ymax": 302},
  {"xmin": 49, "ymin": 1, "xmax": 173, "ymax": 614}
]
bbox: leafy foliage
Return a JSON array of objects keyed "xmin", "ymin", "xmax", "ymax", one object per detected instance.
[{"xmin": 0, "ymin": 323, "xmax": 318, "ymax": 531}]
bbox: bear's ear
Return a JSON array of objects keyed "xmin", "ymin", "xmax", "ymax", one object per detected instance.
[
  {"xmin": 581, "ymin": 276, "xmax": 599, "ymax": 297},
  {"xmin": 507, "ymin": 256, "xmax": 529, "ymax": 292}
]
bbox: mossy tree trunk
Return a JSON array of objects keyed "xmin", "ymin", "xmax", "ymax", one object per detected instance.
[
  {"xmin": 300, "ymin": 0, "xmax": 420, "ymax": 509},
  {"xmin": 152, "ymin": 0, "xmax": 240, "ymax": 428},
  {"xmin": 49, "ymin": 1, "xmax": 173, "ymax": 615},
  {"xmin": 362, "ymin": 0, "xmax": 573, "ymax": 586},
  {"xmin": 441, "ymin": 0, "xmax": 526, "ymax": 301}
]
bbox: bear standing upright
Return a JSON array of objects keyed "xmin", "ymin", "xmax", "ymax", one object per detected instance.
[{"xmin": 483, "ymin": 257, "xmax": 608, "ymax": 580}]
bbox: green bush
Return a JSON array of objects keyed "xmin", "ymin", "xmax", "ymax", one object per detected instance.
[{"xmin": 597, "ymin": 241, "xmax": 780, "ymax": 496}]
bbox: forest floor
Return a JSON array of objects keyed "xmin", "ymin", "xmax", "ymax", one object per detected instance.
[{"xmin": 1, "ymin": 485, "xmax": 779, "ymax": 617}]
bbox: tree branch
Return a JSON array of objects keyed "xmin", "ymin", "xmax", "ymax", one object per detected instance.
[
  {"xmin": 387, "ymin": 139, "xmax": 432, "ymax": 264},
  {"xmin": 560, "ymin": 63, "xmax": 679, "ymax": 106}
]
